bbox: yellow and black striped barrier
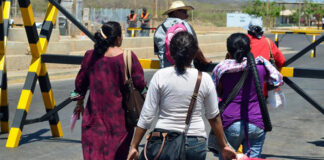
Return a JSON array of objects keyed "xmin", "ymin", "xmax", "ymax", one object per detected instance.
[
  {"xmin": 6, "ymin": 0, "xmax": 63, "ymax": 148},
  {"xmin": 271, "ymin": 30, "xmax": 322, "ymax": 58},
  {"xmin": 0, "ymin": 0, "xmax": 11, "ymax": 133},
  {"xmin": 127, "ymin": 27, "xmax": 156, "ymax": 37}
]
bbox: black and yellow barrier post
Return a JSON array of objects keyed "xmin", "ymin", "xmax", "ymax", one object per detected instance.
[
  {"xmin": 0, "ymin": 0, "xmax": 11, "ymax": 133},
  {"xmin": 6, "ymin": 0, "xmax": 62, "ymax": 148},
  {"xmin": 127, "ymin": 27, "xmax": 142, "ymax": 37},
  {"xmin": 271, "ymin": 30, "xmax": 322, "ymax": 58}
]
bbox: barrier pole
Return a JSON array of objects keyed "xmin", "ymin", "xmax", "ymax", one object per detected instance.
[
  {"xmin": 6, "ymin": 0, "xmax": 62, "ymax": 148},
  {"xmin": 310, "ymin": 34, "xmax": 316, "ymax": 58},
  {"xmin": 0, "ymin": 0, "xmax": 9, "ymax": 133},
  {"xmin": 274, "ymin": 33, "xmax": 279, "ymax": 47}
]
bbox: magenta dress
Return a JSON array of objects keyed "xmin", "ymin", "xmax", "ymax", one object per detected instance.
[{"xmin": 75, "ymin": 50, "xmax": 146, "ymax": 160}]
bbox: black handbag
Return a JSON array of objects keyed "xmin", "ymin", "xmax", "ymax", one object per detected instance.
[
  {"xmin": 139, "ymin": 71, "xmax": 203, "ymax": 160},
  {"xmin": 265, "ymin": 38, "xmax": 279, "ymax": 90},
  {"xmin": 123, "ymin": 50, "xmax": 145, "ymax": 128}
]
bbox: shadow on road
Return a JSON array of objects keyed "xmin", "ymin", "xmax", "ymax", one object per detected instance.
[
  {"xmin": 18, "ymin": 129, "xmax": 81, "ymax": 146},
  {"xmin": 263, "ymin": 154, "xmax": 324, "ymax": 160},
  {"xmin": 308, "ymin": 137, "xmax": 324, "ymax": 147}
]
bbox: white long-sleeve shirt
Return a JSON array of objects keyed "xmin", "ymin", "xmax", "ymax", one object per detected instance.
[{"xmin": 137, "ymin": 67, "xmax": 219, "ymax": 138}]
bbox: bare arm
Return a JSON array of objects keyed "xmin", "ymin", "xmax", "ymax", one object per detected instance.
[
  {"xmin": 208, "ymin": 115, "xmax": 237, "ymax": 160},
  {"xmin": 127, "ymin": 127, "xmax": 147, "ymax": 160}
]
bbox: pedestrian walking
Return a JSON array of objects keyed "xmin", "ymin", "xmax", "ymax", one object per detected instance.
[
  {"xmin": 210, "ymin": 33, "xmax": 283, "ymax": 158},
  {"xmin": 139, "ymin": 8, "xmax": 151, "ymax": 37},
  {"xmin": 73, "ymin": 21, "xmax": 146, "ymax": 160},
  {"xmin": 127, "ymin": 10, "xmax": 138, "ymax": 37},
  {"xmin": 127, "ymin": 32, "xmax": 236, "ymax": 160},
  {"xmin": 153, "ymin": 0, "xmax": 210, "ymax": 69},
  {"xmin": 246, "ymin": 18, "xmax": 285, "ymax": 68}
]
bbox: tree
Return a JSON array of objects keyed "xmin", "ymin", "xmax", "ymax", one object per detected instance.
[
  {"xmin": 243, "ymin": 0, "xmax": 281, "ymax": 27},
  {"xmin": 243, "ymin": 0, "xmax": 266, "ymax": 17}
]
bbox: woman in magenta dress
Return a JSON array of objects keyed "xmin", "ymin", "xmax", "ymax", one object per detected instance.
[{"xmin": 73, "ymin": 21, "xmax": 146, "ymax": 160}]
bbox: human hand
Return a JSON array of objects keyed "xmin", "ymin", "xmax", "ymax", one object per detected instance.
[
  {"xmin": 74, "ymin": 101, "xmax": 84, "ymax": 116},
  {"xmin": 221, "ymin": 146, "xmax": 237, "ymax": 160},
  {"xmin": 127, "ymin": 147, "xmax": 139, "ymax": 160}
]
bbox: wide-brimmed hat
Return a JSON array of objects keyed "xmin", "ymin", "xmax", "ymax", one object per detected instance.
[{"xmin": 162, "ymin": 1, "xmax": 194, "ymax": 16}]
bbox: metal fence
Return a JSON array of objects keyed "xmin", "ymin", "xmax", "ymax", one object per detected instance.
[{"xmin": 89, "ymin": 8, "xmax": 142, "ymax": 28}]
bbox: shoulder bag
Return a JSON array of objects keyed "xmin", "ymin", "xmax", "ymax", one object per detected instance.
[
  {"xmin": 123, "ymin": 50, "xmax": 145, "ymax": 128},
  {"xmin": 208, "ymin": 69, "xmax": 249, "ymax": 153},
  {"xmin": 139, "ymin": 71, "xmax": 202, "ymax": 160}
]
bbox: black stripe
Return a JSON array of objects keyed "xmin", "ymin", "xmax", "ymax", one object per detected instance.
[
  {"xmin": 38, "ymin": 73, "xmax": 52, "ymax": 92},
  {"xmin": 41, "ymin": 54, "xmax": 84, "ymax": 65},
  {"xmin": 3, "ymin": 0, "xmax": 12, "ymax": 1},
  {"xmin": 12, "ymin": 109, "xmax": 27, "ymax": 130},
  {"xmin": 46, "ymin": 109, "xmax": 60, "ymax": 125},
  {"xmin": 23, "ymin": 72, "xmax": 37, "ymax": 92},
  {"xmin": 18, "ymin": 0, "xmax": 30, "ymax": 8},
  {"xmin": 0, "ymin": 72, "xmax": 8, "ymax": 90},
  {"xmin": 294, "ymin": 68, "xmax": 324, "ymax": 79},
  {"xmin": 3, "ymin": 19, "xmax": 9, "ymax": 37},
  {"xmin": 0, "ymin": 24, "xmax": 4, "ymax": 41},
  {"xmin": 25, "ymin": 24, "xmax": 39, "ymax": 43},
  {"xmin": 0, "ymin": 106, "xmax": 8, "ymax": 121},
  {"xmin": 39, "ymin": 21, "xmax": 53, "ymax": 41}
]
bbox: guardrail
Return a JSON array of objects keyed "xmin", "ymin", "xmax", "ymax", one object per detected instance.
[{"xmin": 271, "ymin": 30, "xmax": 323, "ymax": 58}]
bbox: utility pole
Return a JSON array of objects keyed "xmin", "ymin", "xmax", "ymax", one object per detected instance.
[
  {"xmin": 298, "ymin": 0, "xmax": 301, "ymax": 28},
  {"xmin": 153, "ymin": 0, "xmax": 158, "ymax": 29},
  {"xmin": 71, "ymin": 0, "xmax": 77, "ymax": 38},
  {"xmin": 133, "ymin": 0, "xmax": 136, "ymax": 10},
  {"xmin": 266, "ymin": 0, "xmax": 269, "ymax": 28}
]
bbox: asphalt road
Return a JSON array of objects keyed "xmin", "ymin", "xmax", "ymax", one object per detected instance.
[{"xmin": 0, "ymin": 34, "xmax": 324, "ymax": 160}]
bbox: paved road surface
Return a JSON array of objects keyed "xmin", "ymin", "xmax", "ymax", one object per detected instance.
[{"xmin": 0, "ymin": 34, "xmax": 324, "ymax": 159}]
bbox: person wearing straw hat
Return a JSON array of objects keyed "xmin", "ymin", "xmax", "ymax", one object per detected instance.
[{"xmin": 154, "ymin": 0, "xmax": 211, "ymax": 69}]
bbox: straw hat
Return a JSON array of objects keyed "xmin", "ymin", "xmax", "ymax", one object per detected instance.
[{"xmin": 162, "ymin": 1, "xmax": 194, "ymax": 16}]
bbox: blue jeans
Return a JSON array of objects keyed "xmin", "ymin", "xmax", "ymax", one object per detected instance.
[
  {"xmin": 185, "ymin": 136, "xmax": 207, "ymax": 160},
  {"xmin": 223, "ymin": 121, "xmax": 266, "ymax": 158}
]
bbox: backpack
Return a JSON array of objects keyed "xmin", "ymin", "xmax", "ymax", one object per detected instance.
[{"xmin": 162, "ymin": 23, "xmax": 188, "ymax": 65}]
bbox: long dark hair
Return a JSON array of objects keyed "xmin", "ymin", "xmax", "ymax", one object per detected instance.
[
  {"xmin": 93, "ymin": 21, "xmax": 122, "ymax": 56},
  {"xmin": 226, "ymin": 33, "xmax": 251, "ymax": 63},
  {"xmin": 170, "ymin": 31, "xmax": 198, "ymax": 74}
]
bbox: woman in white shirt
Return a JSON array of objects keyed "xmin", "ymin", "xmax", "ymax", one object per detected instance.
[{"xmin": 127, "ymin": 32, "xmax": 236, "ymax": 160}]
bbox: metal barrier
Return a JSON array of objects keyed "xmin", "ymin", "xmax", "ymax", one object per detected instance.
[
  {"xmin": 6, "ymin": 0, "xmax": 63, "ymax": 148},
  {"xmin": 4, "ymin": 0, "xmax": 324, "ymax": 148},
  {"xmin": 127, "ymin": 27, "xmax": 156, "ymax": 37},
  {"xmin": 271, "ymin": 30, "xmax": 323, "ymax": 58},
  {"xmin": 0, "ymin": 0, "xmax": 12, "ymax": 133}
]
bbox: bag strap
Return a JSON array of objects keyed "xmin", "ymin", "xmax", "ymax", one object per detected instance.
[
  {"xmin": 161, "ymin": 23, "xmax": 167, "ymax": 33},
  {"xmin": 184, "ymin": 71, "xmax": 202, "ymax": 133},
  {"xmin": 265, "ymin": 38, "xmax": 274, "ymax": 61},
  {"xmin": 123, "ymin": 49, "xmax": 132, "ymax": 82},
  {"xmin": 219, "ymin": 69, "xmax": 249, "ymax": 114}
]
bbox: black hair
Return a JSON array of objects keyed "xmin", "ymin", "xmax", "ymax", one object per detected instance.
[
  {"xmin": 248, "ymin": 25, "xmax": 264, "ymax": 39},
  {"xmin": 93, "ymin": 21, "xmax": 121, "ymax": 57},
  {"xmin": 226, "ymin": 33, "xmax": 251, "ymax": 63},
  {"xmin": 170, "ymin": 31, "xmax": 198, "ymax": 74}
]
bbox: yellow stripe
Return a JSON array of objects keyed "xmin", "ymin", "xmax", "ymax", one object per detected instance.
[
  {"xmin": 28, "ymin": 58, "xmax": 41, "ymax": 74},
  {"xmin": 20, "ymin": 5, "xmax": 35, "ymax": 27},
  {"xmin": 39, "ymin": 37, "xmax": 48, "ymax": 53},
  {"xmin": 6, "ymin": 128, "xmax": 22, "ymax": 148},
  {"xmin": 3, "ymin": 1, "xmax": 11, "ymax": 19},
  {"xmin": 139, "ymin": 59, "xmax": 160, "ymax": 69},
  {"xmin": 0, "ymin": 4, "xmax": 3, "ymax": 24},
  {"xmin": 39, "ymin": 63, "xmax": 47, "ymax": 76},
  {"xmin": 41, "ymin": 89, "xmax": 56, "ymax": 110},
  {"xmin": 0, "ymin": 89, "xmax": 8, "ymax": 106},
  {"xmin": 280, "ymin": 67, "xmax": 294, "ymax": 77},
  {"xmin": 45, "ymin": 3, "xmax": 59, "ymax": 24},
  {"xmin": 0, "ymin": 121, "xmax": 9, "ymax": 133},
  {"xmin": 0, "ymin": 55, "xmax": 5, "ymax": 70},
  {"xmin": 29, "ymin": 41, "xmax": 42, "ymax": 58},
  {"xmin": 17, "ymin": 90, "xmax": 33, "ymax": 112},
  {"xmin": 50, "ymin": 121, "xmax": 63, "ymax": 137}
]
